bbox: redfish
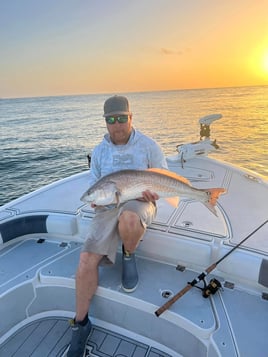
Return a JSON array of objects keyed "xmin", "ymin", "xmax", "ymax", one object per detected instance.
[{"xmin": 80, "ymin": 168, "xmax": 226, "ymax": 216}]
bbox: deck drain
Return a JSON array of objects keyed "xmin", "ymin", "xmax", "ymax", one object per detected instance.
[
  {"xmin": 181, "ymin": 220, "xmax": 193, "ymax": 228},
  {"xmin": 161, "ymin": 289, "xmax": 174, "ymax": 299}
]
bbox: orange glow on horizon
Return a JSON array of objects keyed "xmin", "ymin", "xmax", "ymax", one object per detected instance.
[{"xmin": 1, "ymin": 1, "xmax": 268, "ymax": 98}]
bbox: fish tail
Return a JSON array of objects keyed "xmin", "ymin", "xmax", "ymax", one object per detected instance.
[{"xmin": 201, "ymin": 188, "xmax": 226, "ymax": 216}]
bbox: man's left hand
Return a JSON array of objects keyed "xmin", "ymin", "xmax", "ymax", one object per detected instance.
[{"xmin": 141, "ymin": 190, "xmax": 159, "ymax": 202}]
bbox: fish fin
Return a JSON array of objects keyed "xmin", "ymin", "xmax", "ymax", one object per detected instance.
[
  {"xmin": 147, "ymin": 168, "xmax": 191, "ymax": 185},
  {"xmin": 201, "ymin": 188, "xmax": 226, "ymax": 216},
  {"xmin": 164, "ymin": 196, "xmax": 180, "ymax": 207}
]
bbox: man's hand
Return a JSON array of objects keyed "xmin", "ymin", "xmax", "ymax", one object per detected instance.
[{"xmin": 141, "ymin": 190, "xmax": 159, "ymax": 202}]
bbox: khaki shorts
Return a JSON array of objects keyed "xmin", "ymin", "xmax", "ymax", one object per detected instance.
[{"xmin": 82, "ymin": 200, "xmax": 156, "ymax": 265}]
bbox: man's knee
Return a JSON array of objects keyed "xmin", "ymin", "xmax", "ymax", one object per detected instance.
[
  {"xmin": 78, "ymin": 252, "xmax": 102, "ymax": 273},
  {"xmin": 119, "ymin": 210, "xmax": 142, "ymax": 232}
]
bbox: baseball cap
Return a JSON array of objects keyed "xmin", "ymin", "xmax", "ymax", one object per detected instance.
[{"xmin": 103, "ymin": 95, "xmax": 131, "ymax": 117}]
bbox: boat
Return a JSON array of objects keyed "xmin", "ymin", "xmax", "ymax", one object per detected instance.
[{"xmin": 0, "ymin": 114, "xmax": 268, "ymax": 357}]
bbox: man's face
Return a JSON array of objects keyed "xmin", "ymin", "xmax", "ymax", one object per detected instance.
[{"xmin": 105, "ymin": 114, "xmax": 132, "ymax": 145}]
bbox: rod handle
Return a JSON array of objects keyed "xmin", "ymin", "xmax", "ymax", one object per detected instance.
[
  {"xmin": 155, "ymin": 263, "xmax": 217, "ymax": 317},
  {"xmin": 155, "ymin": 284, "xmax": 192, "ymax": 317}
]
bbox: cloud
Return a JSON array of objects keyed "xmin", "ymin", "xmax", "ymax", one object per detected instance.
[
  {"xmin": 160, "ymin": 47, "xmax": 191, "ymax": 55},
  {"xmin": 161, "ymin": 48, "xmax": 183, "ymax": 55}
]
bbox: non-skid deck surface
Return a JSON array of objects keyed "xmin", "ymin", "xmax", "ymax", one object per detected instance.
[{"xmin": 0, "ymin": 317, "xmax": 173, "ymax": 357}]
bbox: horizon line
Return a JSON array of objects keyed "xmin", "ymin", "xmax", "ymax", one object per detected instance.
[{"xmin": 1, "ymin": 83, "xmax": 268, "ymax": 100}]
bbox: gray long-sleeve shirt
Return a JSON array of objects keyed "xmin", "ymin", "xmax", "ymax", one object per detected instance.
[{"xmin": 89, "ymin": 128, "xmax": 167, "ymax": 186}]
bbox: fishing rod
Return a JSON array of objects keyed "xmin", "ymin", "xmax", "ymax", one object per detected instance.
[{"xmin": 155, "ymin": 219, "xmax": 268, "ymax": 317}]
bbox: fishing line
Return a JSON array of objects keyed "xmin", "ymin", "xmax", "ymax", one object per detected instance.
[{"xmin": 155, "ymin": 219, "xmax": 268, "ymax": 317}]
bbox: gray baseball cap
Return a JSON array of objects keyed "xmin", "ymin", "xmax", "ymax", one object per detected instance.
[{"xmin": 103, "ymin": 95, "xmax": 131, "ymax": 117}]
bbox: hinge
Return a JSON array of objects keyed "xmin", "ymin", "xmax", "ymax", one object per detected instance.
[
  {"xmin": 223, "ymin": 281, "xmax": 234, "ymax": 289},
  {"xmin": 176, "ymin": 264, "xmax": 186, "ymax": 272},
  {"xmin": 262, "ymin": 292, "xmax": 268, "ymax": 301}
]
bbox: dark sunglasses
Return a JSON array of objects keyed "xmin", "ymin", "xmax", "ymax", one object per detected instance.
[{"xmin": 105, "ymin": 115, "xmax": 129, "ymax": 124}]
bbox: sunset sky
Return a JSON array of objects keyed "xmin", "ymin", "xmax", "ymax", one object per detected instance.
[{"xmin": 1, "ymin": 0, "xmax": 268, "ymax": 98}]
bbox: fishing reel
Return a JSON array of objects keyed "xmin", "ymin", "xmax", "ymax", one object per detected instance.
[
  {"xmin": 202, "ymin": 278, "xmax": 222, "ymax": 298},
  {"xmin": 191, "ymin": 277, "xmax": 222, "ymax": 298}
]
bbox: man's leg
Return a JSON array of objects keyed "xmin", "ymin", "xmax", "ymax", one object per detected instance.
[
  {"xmin": 75, "ymin": 252, "xmax": 103, "ymax": 321},
  {"xmin": 118, "ymin": 211, "xmax": 145, "ymax": 292},
  {"xmin": 118, "ymin": 210, "xmax": 145, "ymax": 253},
  {"xmin": 67, "ymin": 252, "xmax": 103, "ymax": 357}
]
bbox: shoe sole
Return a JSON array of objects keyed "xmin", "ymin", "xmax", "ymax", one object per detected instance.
[
  {"xmin": 62, "ymin": 345, "xmax": 86, "ymax": 357},
  {"xmin": 121, "ymin": 283, "xmax": 138, "ymax": 293}
]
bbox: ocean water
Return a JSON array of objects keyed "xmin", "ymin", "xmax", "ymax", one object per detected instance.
[{"xmin": 1, "ymin": 86, "xmax": 268, "ymax": 206}]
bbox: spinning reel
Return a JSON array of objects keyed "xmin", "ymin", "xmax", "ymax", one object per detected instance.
[
  {"xmin": 191, "ymin": 277, "xmax": 222, "ymax": 298},
  {"xmin": 202, "ymin": 278, "xmax": 222, "ymax": 298}
]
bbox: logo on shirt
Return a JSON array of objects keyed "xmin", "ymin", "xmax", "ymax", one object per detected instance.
[{"xmin": 113, "ymin": 154, "xmax": 134, "ymax": 167}]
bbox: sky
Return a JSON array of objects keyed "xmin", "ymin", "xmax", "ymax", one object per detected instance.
[{"xmin": 1, "ymin": 0, "xmax": 268, "ymax": 98}]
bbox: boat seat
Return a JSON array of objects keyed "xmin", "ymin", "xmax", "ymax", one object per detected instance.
[
  {"xmin": 0, "ymin": 215, "xmax": 48, "ymax": 243},
  {"xmin": 0, "ymin": 214, "xmax": 78, "ymax": 243},
  {"xmin": 46, "ymin": 214, "xmax": 78, "ymax": 236}
]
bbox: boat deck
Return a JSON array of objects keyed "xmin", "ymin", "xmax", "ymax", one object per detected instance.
[
  {"xmin": 0, "ymin": 316, "xmax": 173, "ymax": 357},
  {"xmin": 1, "ymin": 236, "xmax": 268, "ymax": 356}
]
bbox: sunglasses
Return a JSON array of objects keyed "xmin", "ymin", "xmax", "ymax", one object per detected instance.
[{"xmin": 105, "ymin": 115, "xmax": 129, "ymax": 124}]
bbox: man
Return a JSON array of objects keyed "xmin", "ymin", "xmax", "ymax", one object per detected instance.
[{"xmin": 67, "ymin": 95, "xmax": 167, "ymax": 356}]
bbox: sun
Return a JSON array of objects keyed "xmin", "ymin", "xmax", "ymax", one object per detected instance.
[
  {"xmin": 262, "ymin": 52, "xmax": 268, "ymax": 74},
  {"xmin": 249, "ymin": 47, "xmax": 268, "ymax": 80}
]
